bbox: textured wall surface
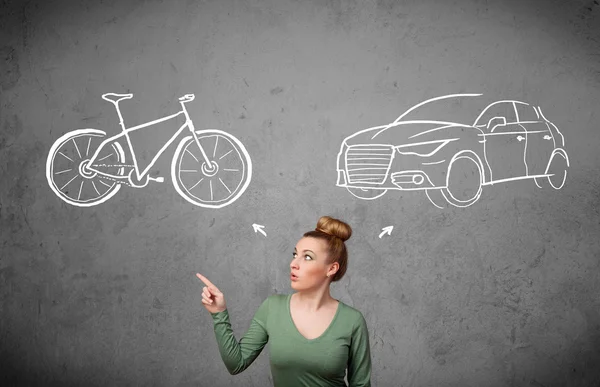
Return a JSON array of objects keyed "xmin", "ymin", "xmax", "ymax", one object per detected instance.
[{"xmin": 1, "ymin": 0, "xmax": 600, "ymax": 386}]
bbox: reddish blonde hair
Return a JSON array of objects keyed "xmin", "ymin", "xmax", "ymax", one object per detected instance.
[{"xmin": 303, "ymin": 216, "xmax": 352, "ymax": 282}]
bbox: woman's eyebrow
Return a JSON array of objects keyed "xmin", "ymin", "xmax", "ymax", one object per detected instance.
[{"xmin": 294, "ymin": 248, "xmax": 316, "ymax": 255}]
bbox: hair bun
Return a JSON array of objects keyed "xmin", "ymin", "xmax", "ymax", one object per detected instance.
[{"xmin": 316, "ymin": 216, "xmax": 352, "ymax": 242}]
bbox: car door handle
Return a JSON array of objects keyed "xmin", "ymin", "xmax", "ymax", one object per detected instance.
[
  {"xmin": 516, "ymin": 135, "xmax": 525, "ymax": 142},
  {"xmin": 543, "ymin": 135, "xmax": 552, "ymax": 140}
]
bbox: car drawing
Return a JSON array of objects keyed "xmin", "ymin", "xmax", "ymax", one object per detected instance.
[{"xmin": 335, "ymin": 93, "xmax": 569, "ymax": 208}]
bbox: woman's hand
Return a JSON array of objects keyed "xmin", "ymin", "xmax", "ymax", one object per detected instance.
[{"xmin": 196, "ymin": 273, "xmax": 227, "ymax": 314}]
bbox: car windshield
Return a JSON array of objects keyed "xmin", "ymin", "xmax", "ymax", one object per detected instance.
[{"xmin": 394, "ymin": 94, "xmax": 486, "ymax": 126}]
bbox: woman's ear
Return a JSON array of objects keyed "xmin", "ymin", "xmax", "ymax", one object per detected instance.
[{"xmin": 327, "ymin": 262, "xmax": 339, "ymax": 277}]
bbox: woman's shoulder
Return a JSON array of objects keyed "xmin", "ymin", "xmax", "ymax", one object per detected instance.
[
  {"xmin": 266, "ymin": 293, "xmax": 288, "ymax": 301},
  {"xmin": 338, "ymin": 301, "xmax": 368, "ymax": 324},
  {"xmin": 254, "ymin": 293, "xmax": 290, "ymax": 321},
  {"xmin": 260, "ymin": 293, "xmax": 290, "ymax": 307}
]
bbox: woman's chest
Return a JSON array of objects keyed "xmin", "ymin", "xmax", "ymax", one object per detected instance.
[
  {"xmin": 290, "ymin": 307, "xmax": 337, "ymax": 340},
  {"xmin": 268, "ymin": 329, "xmax": 351, "ymax": 377}
]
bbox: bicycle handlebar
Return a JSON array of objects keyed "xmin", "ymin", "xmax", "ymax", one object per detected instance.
[{"xmin": 179, "ymin": 94, "xmax": 195, "ymax": 102}]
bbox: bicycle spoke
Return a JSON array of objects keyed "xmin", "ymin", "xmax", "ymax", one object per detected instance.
[
  {"xmin": 185, "ymin": 148, "xmax": 199, "ymax": 163},
  {"xmin": 77, "ymin": 181, "xmax": 84, "ymax": 200},
  {"xmin": 91, "ymin": 181, "xmax": 100, "ymax": 195},
  {"xmin": 98, "ymin": 153, "xmax": 113, "ymax": 161},
  {"xmin": 223, "ymin": 168, "xmax": 239, "ymax": 172},
  {"xmin": 99, "ymin": 180, "xmax": 114, "ymax": 188},
  {"xmin": 73, "ymin": 138, "xmax": 82, "ymax": 159},
  {"xmin": 219, "ymin": 149, "xmax": 233, "ymax": 160},
  {"xmin": 60, "ymin": 175, "xmax": 78, "ymax": 191},
  {"xmin": 219, "ymin": 178, "xmax": 232, "ymax": 194},
  {"xmin": 59, "ymin": 151, "xmax": 74, "ymax": 162},
  {"xmin": 213, "ymin": 135, "xmax": 219, "ymax": 158},
  {"xmin": 189, "ymin": 178, "xmax": 204, "ymax": 190},
  {"xmin": 180, "ymin": 169, "xmax": 198, "ymax": 172},
  {"xmin": 209, "ymin": 180, "xmax": 213, "ymax": 201},
  {"xmin": 55, "ymin": 168, "xmax": 73, "ymax": 175},
  {"xmin": 86, "ymin": 138, "xmax": 91, "ymax": 157}
]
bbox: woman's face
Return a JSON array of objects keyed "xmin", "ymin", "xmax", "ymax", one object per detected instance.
[{"xmin": 290, "ymin": 237, "xmax": 336, "ymax": 291}]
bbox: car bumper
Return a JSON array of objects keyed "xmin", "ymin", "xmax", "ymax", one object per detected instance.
[
  {"xmin": 389, "ymin": 170, "xmax": 435, "ymax": 190},
  {"xmin": 338, "ymin": 168, "xmax": 437, "ymax": 190}
]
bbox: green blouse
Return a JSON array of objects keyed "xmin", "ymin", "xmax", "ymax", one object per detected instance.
[{"xmin": 210, "ymin": 293, "xmax": 372, "ymax": 386}]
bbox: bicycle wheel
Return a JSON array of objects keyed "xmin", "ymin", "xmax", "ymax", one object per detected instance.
[
  {"xmin": 46, "ymin": 129, "xmax": 126, "ymax": 207},
  {"xmin": 172, "ymin": 129, "xmax": 252, "ymax": 208}
]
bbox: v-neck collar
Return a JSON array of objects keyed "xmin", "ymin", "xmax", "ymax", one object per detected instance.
[{"xmin": 286, "ymin": 293, "xmax": 342, "ymax": 342}]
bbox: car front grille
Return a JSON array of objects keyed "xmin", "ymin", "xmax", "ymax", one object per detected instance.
[{"xmin": 345, "ymin": 144, "xmax": 394, "ymax": 184}]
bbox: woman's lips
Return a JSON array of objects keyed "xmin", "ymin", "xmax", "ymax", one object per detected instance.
[{"xmin": 290, "ymin": 273, "xmax": 298, "ymax": 281}]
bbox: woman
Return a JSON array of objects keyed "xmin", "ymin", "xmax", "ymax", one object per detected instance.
[{"xmin": 197, "ymin": 216, "xmax": 372, "ymax": 386}]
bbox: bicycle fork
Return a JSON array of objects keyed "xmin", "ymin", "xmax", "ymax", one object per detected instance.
[{"xmin": 179, "ymin": 95, "xmax": 216, "ymax": 174}]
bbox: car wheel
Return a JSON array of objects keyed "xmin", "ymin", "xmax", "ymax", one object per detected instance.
[
  {"xmin": 545, "ymin": 150, "xmax": 569, "ymax": 190},
  {"xmin": 533, "ymin": 176, "xmax": 546, "ymax": 189},
  {"xmin": 425, "ymin": 189, "xmax": 447, "ymax": 209},
  {"xmin": 441, "ymin": 152, "xmax": 483, "ymax": 208},
  {"xmin": 346, "ymin": 187, "xmax": 387, "ymax": 200}
]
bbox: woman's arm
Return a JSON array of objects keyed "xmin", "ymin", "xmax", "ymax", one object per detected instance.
[
  {"xmin": 347, "ymin": 313, "xmax": 372, "ymax": 387},
  {"xmin": 210, "ymin": 297, "xmax": 270, "ymax": 375}
]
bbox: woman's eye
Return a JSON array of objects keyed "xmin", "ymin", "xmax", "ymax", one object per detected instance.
[
  {"xmin": 304, "ymin": 255, "xmax": 312, "ymax": 261},
  {"xmin": 292, "ymin": 252, "xmax": 297, "ymax": 258}
]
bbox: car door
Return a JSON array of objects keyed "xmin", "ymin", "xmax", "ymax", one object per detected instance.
[
  {"xmin": 515, "ymin": 103, "xmax": 555, "ymax": 177},
  {"xmin": 478, "ymin": 102, "xmax": 527, "ymax": 183}
]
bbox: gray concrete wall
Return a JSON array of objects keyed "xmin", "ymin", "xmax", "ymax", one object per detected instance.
[{"xmin": 1, "ymin": 0, "xmax": 599, "ymax": 386}]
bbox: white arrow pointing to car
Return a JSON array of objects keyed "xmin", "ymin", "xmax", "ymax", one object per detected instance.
[
  {"xmin": 252, "ymin": 223, "xmax": 267, "ymax": 237},
  {"xmin": 378, "ymin": 226, "xmax": 394, "ymax": 239}
]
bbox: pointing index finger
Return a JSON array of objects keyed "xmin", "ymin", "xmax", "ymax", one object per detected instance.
[{"xmin": 196, "ymin": 273, "xmax": 215, "ymax": 288}]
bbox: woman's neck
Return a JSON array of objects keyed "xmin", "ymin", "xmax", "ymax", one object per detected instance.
[{"xmin": 293, "ymin": 286, "xmax": 336, "ymax": 312}]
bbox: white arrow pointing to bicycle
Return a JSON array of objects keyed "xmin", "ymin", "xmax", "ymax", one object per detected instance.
[
  {"xmin": 252, "ymin": 224, "xmax": 267, "ymax": 237},
  {"xmin": 378, "ymin": 226, "xmax": 394, "ymax": 239}
]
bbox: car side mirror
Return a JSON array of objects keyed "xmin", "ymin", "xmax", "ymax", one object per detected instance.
[{"xmin": 487, "ymin": 116, "xmax": 506, "ymax": 129}]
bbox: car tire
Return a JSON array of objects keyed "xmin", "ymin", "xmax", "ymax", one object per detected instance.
[
  {"xmin": 425, "ymin": 189, "xmax": 447, "ymax": 209},
  {"xmin": 441, "ymin": 152, "xmax": 483, "ymax": 208},
  {"xmin": 533, "ymin": 176, "xmax": 546, "ymax": 189},
  {"xmin": 346, "ymin": 187, "xmax": 387, "ymax": 200},
  {"xmin": 545, "ymin": 150, "xmax": 569, "ymax": 190}
]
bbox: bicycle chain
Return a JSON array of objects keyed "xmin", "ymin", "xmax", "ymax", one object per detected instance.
[
  {"xmin": 98, "ymin": 175, "xmax": 133, "ymax": 187},
  {"xmin": 92, "ymin": 164, "xmax": 135, "ymax": 168},
  {"xmin": 91, "ymin": 164, "xmax": 134, "ymax": 187}
]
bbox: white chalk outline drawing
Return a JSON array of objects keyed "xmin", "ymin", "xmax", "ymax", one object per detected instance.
[
  {"xmin": 252, "ymin": 223, "xmax": 267, "ymax": 237},
  {"xmin": 378, "ymin": 226, "xmax": 394, "ymax": 239},
  {"xmin": 46, "ymin": 93, "xmax": 252, "ymax": 208},
  {"xmin": 336, "ymin": 93, "xmax": 569, "ymax": 208}
]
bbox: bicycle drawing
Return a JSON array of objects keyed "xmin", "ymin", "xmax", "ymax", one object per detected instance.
[{"xmin": 46, "ymin": 93, "xmax": 252, "ymax": 208}]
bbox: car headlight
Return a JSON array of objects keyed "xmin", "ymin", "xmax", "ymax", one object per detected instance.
[{"xmin": 395, "ymin": 138, "xmax": 457, "ymax": 157}]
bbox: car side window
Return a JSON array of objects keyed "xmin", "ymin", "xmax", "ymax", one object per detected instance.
[
  {"xmin": 474, "ymin": 102, "xmax": 518, "ymax": 128},
  {"xmin": 514, "ymin": 103, "xmax": 539, "ymax": 123}
]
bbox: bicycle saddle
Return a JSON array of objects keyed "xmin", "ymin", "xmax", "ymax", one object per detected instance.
[{"xmin": 102, "ymin": 93, "xmax": 133, "ymax": 103}]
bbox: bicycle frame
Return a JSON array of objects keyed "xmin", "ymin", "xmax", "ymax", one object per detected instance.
[{"xmin": 86, "ymin": 98, "xmax": 209, "ymax": 183}]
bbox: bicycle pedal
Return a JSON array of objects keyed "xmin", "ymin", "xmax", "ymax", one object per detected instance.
[{"xmin": 149, "ymin": 176, "xmax": 165, "ymax": 183}]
